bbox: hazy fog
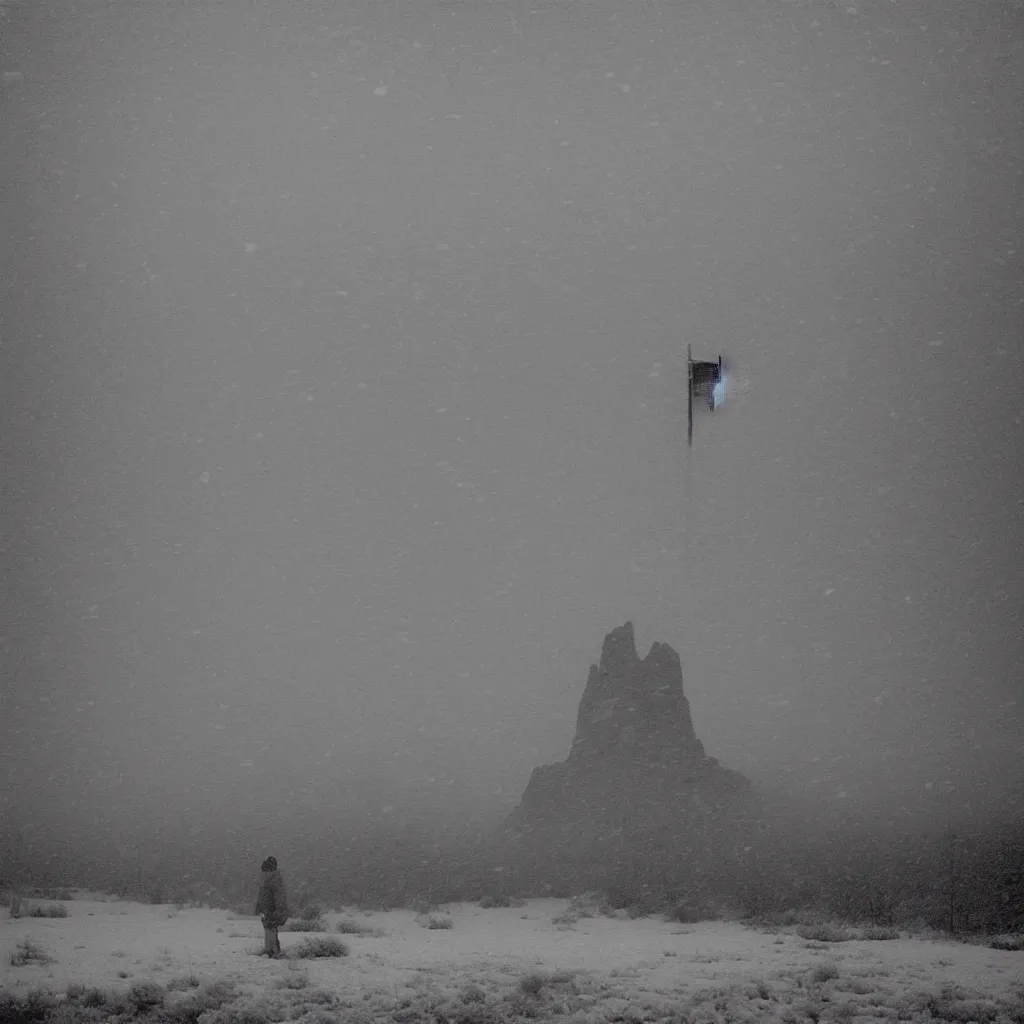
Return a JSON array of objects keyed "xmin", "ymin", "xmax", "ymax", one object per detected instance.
[{"xmin": 2, "ymin": 0, "xmax": 1022, "ymax": 855}]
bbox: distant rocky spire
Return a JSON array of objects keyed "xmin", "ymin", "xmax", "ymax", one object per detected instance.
[
  {"xmin": 499, "ymin": 623, "xmax": 751, "ymax": 868},
  {"xmin": 571, "ymin": 621, "xmax": 706, "ymax": 765}
]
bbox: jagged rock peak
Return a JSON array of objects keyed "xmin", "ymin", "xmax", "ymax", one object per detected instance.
[
  {"xmin": 572, "ymin": 623, "xmax": 705, "ymax": 762},
  {"xmin": 498, "ymin": 622, "xmax": 752, "ymax": 865},
  {"xmin": 595, "ymin": 623, "xmax": 683, "ymax": 684},
  {"xmin": 644, "ymin": 640, "xmax": 679, "ymax": 671},
  {"xmin": 599, "ymin": 621, "xmax": 640, "ymax": 674}
]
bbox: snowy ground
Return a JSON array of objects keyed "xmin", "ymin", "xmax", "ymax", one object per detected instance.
[{"xmin": 2, "ymin": 894, "xmax": 1022, "ymax": 1022}]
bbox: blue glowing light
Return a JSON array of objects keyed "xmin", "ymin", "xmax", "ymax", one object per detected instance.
[{"xmin": 711, "ymin": 374, "xmax": 727, "ymax": 409}]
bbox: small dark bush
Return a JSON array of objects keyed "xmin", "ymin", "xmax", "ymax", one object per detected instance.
[
  {"xmin": 130, "ymin": 981, "xmax": 166, "ymax": 1010},
  {"xmin": 30, "ymin": 888, "xmax": 73, "ymax": 905},
  {"xmin": 46, "ymin": 1003, "xmax": 107, "ymax": 1024},
  {"xmin": 166, "ymin": 982, "xmax": 232, "ymax": 1023},
  {"xmin": 0, "ymin": 988, "xmax": 60, "ymax": 1024},
  {"xmin": 799, "ymin": 1000, "xmax": 827, "ymax": 1024},
  {"xmin": 10, "ymin": 938, "xmax": 55, "ymax": 966},
  {"xmin": 298, "ymin": 904, "xmax": 323, "ymax": 921},
  {"xmin": 25, "ymin": 902, "xmax": 69, "ymax": 918},
  {"xmin": 518, "ymin": 973, "xmax": 547, "ymax": 996},
  {"xmin": 27, "ymin": 990, "xmax": 60, "ymax": 1017},
  {"xmin": 810, "ymin": 963, "xmax": 840, "ymax": 984},
  {"xmin": 479, "ymin": 894, "xmax": 512, "ymax": 909},
  {"xmin": 564, "ymin": 893, "xmax": 602, "ymax": 919},
  {"xmin": 426, "ymin": 915, "xmax": 453, "ymax": 930},
  {"xmin": 335, "ymin": 917, "xmax": 381, "ymax": 935},
  {"xmin": 166, "ymin": 1000, "xmax": 203, "ymax": 1024},
  {"xmin": 108, "ymin": 991, "xmax": 135, "ymax": 1015},
  {"xmin": 460, "ymin": 986, "xmax": 488, "ymax": 1005},
  {"xmin": 991, "ymin": 935, "xmax": 1024, "ymax": 951},
  {"xmin": 194, "ymin": 980, "xmax": 238, "ymax": 1011},
  {"xmin": 503, "ymin": 996, "xmax": 542, "ymax": 1019},
  {"xmin": 922, "ymin": 994, "xmax": 1002, "ymax": 1023},
  {"xmin": 291, "ymin": 936, "xmax": 350, "ymax": 958},
  {"xmin": 672, "ymin": 902, "xmax": 717, "ymax": 924}
]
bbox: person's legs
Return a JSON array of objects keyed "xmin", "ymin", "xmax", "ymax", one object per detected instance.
[
  {"xmin": 262, "ymin": 921, "xmax": 276, "ymax": 955},
  {"xmin": 272, "ymin": 927, "xmax": 281, "ymax": 956}
]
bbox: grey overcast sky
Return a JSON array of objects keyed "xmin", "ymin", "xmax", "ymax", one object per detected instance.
[{"xmin": 2, "ymin": 0, "xmax": 1022, "ymax": 842}]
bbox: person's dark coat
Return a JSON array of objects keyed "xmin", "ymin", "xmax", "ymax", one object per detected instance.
[{"xmin": 255, "ymin": 868, "xmax": 289, "ymax": 928}]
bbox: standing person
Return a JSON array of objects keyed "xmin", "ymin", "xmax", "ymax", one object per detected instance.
[{"xmin": 255, "ymin": 856, "xmax": 289, "ymax": 957}]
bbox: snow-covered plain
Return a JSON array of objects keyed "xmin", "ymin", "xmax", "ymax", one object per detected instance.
[{"xmin": 2, "ymin": 895, "xmax": 1022, "ymax": 1021}]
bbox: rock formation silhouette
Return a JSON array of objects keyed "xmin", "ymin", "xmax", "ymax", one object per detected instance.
[{"xmin": 496, "ymin": 622, "xmax": 754, "ymax": 895}]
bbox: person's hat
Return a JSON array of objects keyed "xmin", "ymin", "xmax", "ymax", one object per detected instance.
[{"xmin": 261, "ymin": 856, "xmax": 278, "ymax": 872}]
